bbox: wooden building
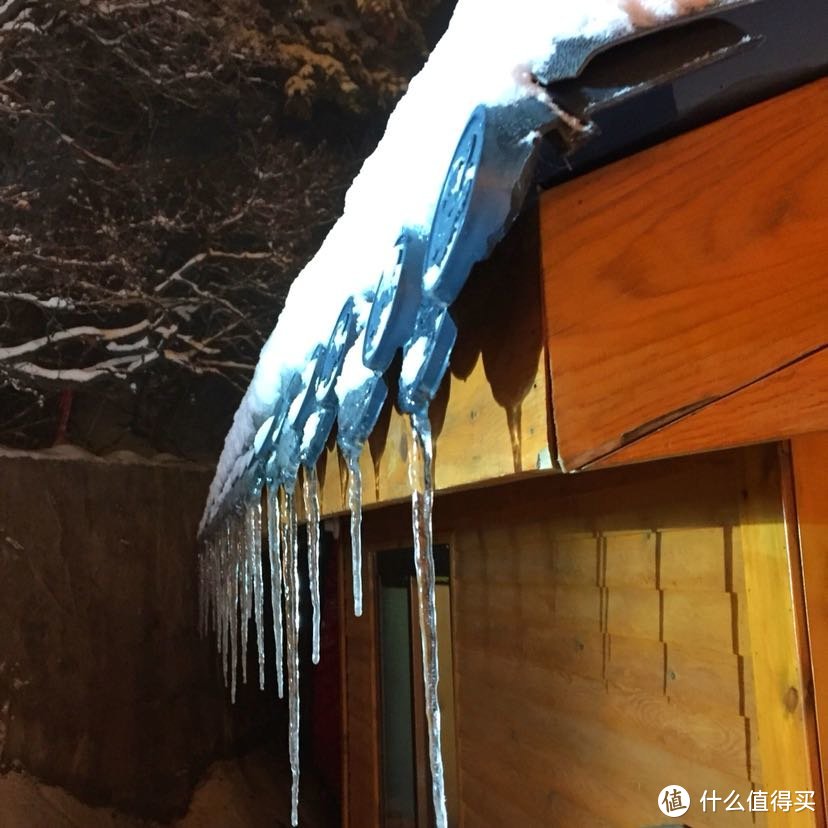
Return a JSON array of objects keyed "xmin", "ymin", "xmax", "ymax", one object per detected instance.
[{"xmin": 315, "ymin": 77, "xmax": 828, "ymax": 826}]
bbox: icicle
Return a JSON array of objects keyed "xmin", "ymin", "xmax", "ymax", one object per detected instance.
[
  {"xmin": 206, "ymin": 537, "xmax": 216, "ymax": 637},
  {"xmin": 247, "ymin": 498, "xmax": 266, "ymax": 691},
  {"xmin": 221, "ymin": 519, "xmax": 232, "ymax": 689},
  {"xmin": 303, "ymin": 466, "xmax": 322, "ymax": 664},
  {"xmin": 198, "ymin": 543, "xmax": 206, "ymax": 637},
  {"xmin": 229, "ymin": 515, "xmax": 240, "ymax": 703},
  {"xmin": 267, "ymin": 483, "xmax": 285, "ymax": 698},
  {"xmin": 346, "ymin": 452, "xmax": 363, "ymax": 617},
  {"xmin": 239, "ymin": 516, "xmax": 250, "ymax": 689},
  {"xmin": 284, "ymin": 487, "xmax": 302, "ymax": 827},
  {"xmin": 507, "ymin": 402, "xmax": 523, "ymax": 474},
  {"xmin": 408, "ymin": 408, "xmax": 448, "ymax": 828}
]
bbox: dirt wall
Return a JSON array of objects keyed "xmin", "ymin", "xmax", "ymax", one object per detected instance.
[{"xmin": 0, "ymin": 450, "xmax": 276, "ymax": 819}]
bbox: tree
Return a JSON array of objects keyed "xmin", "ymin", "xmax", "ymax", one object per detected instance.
[{"xmin": 0, "ymin": 0, "xmax": 451, "ymax": 454}]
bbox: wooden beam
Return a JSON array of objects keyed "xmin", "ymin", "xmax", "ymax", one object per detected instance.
[
  {"xmin": 791, "ymin": 433, "xmax": 828, "ymax": 819},
  {"xmin": 589, "ymin": 348, "xmax": 828, "ymax": 470},
  {"xmin": 739, "ymin": 448, "xmax": 817, "ymax": 824},
  {"xmin": 541, "ymin": 78, "xmax": 828, "ymax": 470}
]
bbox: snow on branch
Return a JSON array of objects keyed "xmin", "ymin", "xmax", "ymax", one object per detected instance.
[{"xmin": 0, "ymin": 0, "xmax": 449, "ymax": 448}]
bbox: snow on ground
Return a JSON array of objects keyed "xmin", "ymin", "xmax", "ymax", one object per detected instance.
[
  {"xmin": 0, "ymin": 750, "xmax": 331, "ymax": 828},
  {"xmin": 202, "ymin": 0, "xmax": 742, "ymax": 530},
  {"xmin": 0, "ymin": 443, "xmax": 208, "ymax": 468}
]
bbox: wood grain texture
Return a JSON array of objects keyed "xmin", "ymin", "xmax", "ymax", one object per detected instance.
[
  {"xmin": 341, "ymin": 529, "xmax": 381, "ymax": 828},
  {"xmin": 450, "ymin": 460, "xmax": 761, "ymax": 827},
  {"xmin": 739, "ymin": 448, "xmax": 817, "ymax": 826},
  {"xmin": 541, "ymin": 79, "xmax": 828, "ymax": 470},
  {"xmin": 792, "ymin": 433, "xmax": 828, "ymax": 820},
  {"xmin": 350, "ymin": 448, "xmax": 817, "ymax": 826},
  {"xmin": 591, "ymin": 348, "xmax": 828, "ymax": 469}
]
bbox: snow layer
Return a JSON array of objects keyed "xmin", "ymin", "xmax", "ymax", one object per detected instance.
[{"xmin": 202, "ymin": 0, "xmax": 740, "ymax": 531}]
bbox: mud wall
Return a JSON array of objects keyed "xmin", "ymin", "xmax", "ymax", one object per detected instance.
[{"xmin": 0, "ymin": 450, "xmax": 274, "ymax": 819}]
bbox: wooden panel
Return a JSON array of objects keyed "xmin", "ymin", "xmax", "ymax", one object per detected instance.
[
  {"xmin": 739, "ymin": 449, "xmax": 817, "ymax": 825},
  {"xmin": 593, "ymin": 349, "xmax": 828, "ymax": 469},
  {"xmin": 606, "ymin": 587, "xmax": 660, "ymax": 639},
  {"xmin": 666, "ymin": 643, "xmax": 745, "ymax": 718},
  {"xmin": 541, "ymin": 79, "xmax": 828, "ymax": 470},
  {"xmin": 606, "ymin": 634, "xmax": 665, "ymax": 697},
  {"xmin": 444, "ymin": 450, "xmax": 768, "ymax": 827},
  {"xmin": 792, "ymin": 433, "xmax": 828, "ymax": 818},
  {"xmin": 348, "ymin": 448, "xmax": 821, "ymax": 825},
  {"xmin": 604, "ymin": 531, "xmax": 656, "ymax": 588},
  {"xmin": 342, "ymin": 530, "xmax": 381, "ymax": 828},
  {"xmin": 318, "ymin": 209, "xmax": 554, "ymax": 518},
  {"xmin": 660, "ymin": 527, "xmax": 727, "ymax": 592},
  {"xmin": 662, "ymin": 590, "xmax": 736, "ymax": 653}
]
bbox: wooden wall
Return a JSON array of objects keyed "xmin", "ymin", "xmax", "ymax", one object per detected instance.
[
  {"xmin": 540, "ymin": 78, "xmax": 828, "ymax": 471},
  {"xmin": 342, "ymin": 446, "xmax": 818, "ymax": 826}
]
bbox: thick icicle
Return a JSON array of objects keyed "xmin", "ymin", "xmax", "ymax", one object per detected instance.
[
  {"xmin": 303, "ymin": 467, "xmax": 322, "ymax": 664},
  {"xmin": 408, "ymin": 408, "xmax": 448, "ymax": 828},
  {"xmin": 345, "ymin": 452, "xmax": 363, "ymax": 617},
  {"xmin": 247, "ymin": 498, "xmax": 266, "ymax": 691},
  {"xmin": 284, "ymin": 488, "xmax": 301, "ymax": 827},
  {"xmin": 267, "ymin": 483, "xmax": 285, "ymax": 698}
]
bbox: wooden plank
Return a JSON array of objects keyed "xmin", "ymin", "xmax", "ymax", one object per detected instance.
[
  {"xmin": 662, "ymin": 590, "xmax": 737, "ymax": 654},
  {"xmin": 464, "ymin": 649, "xmax": 752, "ymax": 781},
  {"xmin": 791, "ymin": 433, "xmax": 828, "ymax": 819},
  {"xmin": 541, "ymin": 79, "xmax": 828, "ymax": 470},
  {"xmin": 554, "ymin": 534, "xmax": 601, "ymax": 585},
  {"xmin": 458, "ymin": 623, "xmax": 607, "ymax": 684},
  {"xmin": 603, "ymin": 531, "xmax": 656, "ymax": 588},
  {"xmin": 337, "ymin": 526, "xmax": 351, "ymax": 828},
  {"xmin": 738, "ymin": 447, "xmax": 817, "ymax": 825},
  {"xmin": 343, "ymin": 536, "xmax": 381, "ymax": 828},
  {"xmin": 462, "ymin": 685, "xmax": 758, "ymax": 828},
  {"xmin": 606, "ymin": 587, "xmax": 660, "ymax": 639},
  {"xmin": 318, "ymin": 209, "xmax": 554, "ymax": 518},
  {"xmin": 460, "ymin": 744, "xmax": 629, "ymax": 828},
  {"xmin": 606, "ymin": 633, "xmax": 665, "ymax": 697},
  {"xmin": 660, "ymin": 527, "xmax": 727, "ymax": 592},
  {"xmin": 593, "ymin": 349, "xmax": 828, "ymax": 469},
  {"xmin": 666, "ymin": 643, "xmax": 745, "ymax": 717}
]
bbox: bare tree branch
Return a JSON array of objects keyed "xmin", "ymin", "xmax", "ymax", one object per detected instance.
[{"xmin": 0, "ymin": 0, "xmax": 450, "ymax": 453}]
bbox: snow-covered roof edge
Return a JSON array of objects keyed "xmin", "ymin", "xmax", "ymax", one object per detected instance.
[{"xmin": 201, "ymin": 0, "xmax": 746, "ymax": 533}]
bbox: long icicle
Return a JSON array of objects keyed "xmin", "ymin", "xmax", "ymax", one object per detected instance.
[
  {"xmin": 408, "ymin": 408, "xmax": 448, "ymax": 828},
  {"xmin": 222, "ymin": 518, "xmax": 232, "ymax": 690},
  {"xmin": 267, "ymin": 483, "xmax": 285, "ymax": 698},
  {"xmin": 239, "ymin": 515, "xmax": 250, "ymax": 689},
  {"xmin": 303, "ymin": 466, "xmax": 322, "ymax": 664},
  {"xmin": 284, "ymin": 487, "xmax": 301, "ymax": 827},
  {"xmin": 249, "ymin": 498, "xmax": 266, "ymax": 691},
  {"xmin": 346, "ymin": 452, "xmax": 363, "ymax": 617},
  {"xmin": 229, "ymin": 515, "xmax": 240, "ymax": 703}
]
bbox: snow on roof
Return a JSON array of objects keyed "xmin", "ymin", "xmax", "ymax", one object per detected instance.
[{"xmin": 201, "ymin": 0, "xmax": 743, "ymax": 532}]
